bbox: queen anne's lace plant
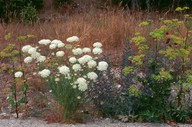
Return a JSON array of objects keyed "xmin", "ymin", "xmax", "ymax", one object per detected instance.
[
  {"xmin": 56, "ymin": 51, "xmax": 65, "ymax": 57},
  {"xmin": 51, "ymin": 39, "xmax": 62, "ymax": 45},
  {"xmin": 24, "ymin": 56, "xmax": 33, "ymax": 64},
  {"xmin": 38, "ymin": 69, "xmax": 51, "ymax": 78},
  {"xmin": 38, "ymin": 39, "xmax": 51, "ymax": 45},
  {"xmin": 31, "ymin": 52, "xmax": 41, "ymax": 59},
  {"xmin": 22, "ymin": 36, "xmax": 108, "ymax": 119},
  {"xmin": 78, "ymin": 55, "xmax": 92, "ymax": 65},
  {"xmin": 57, "ymin": 42, "xmax": 65, "ymax": 48},
  {"xmin": 83, "ymin": 47, "xmax": 91, "ymax": 53},
  {"xmin": 14, "ymin": 71, "xmax": 23, "ymax": 78},
  {"xmin": 28, "ymin": 47, "xmax": 37, "ymax": 54},
  {"xmin": 49, "ymin": 43, "xmax": 57, "ymax": 49},
  {"xmin": 69, "ymin": 57, "xmax": 77, "ymax": 64},
  {"xmin": 72, "ymin": 48, "xmax": 83, "ymax": 55},
  {"xmin": 58, "ymin": 65, "xmax": 70, "ymax": 75},
  {"xmin": 97, "ymin": 61, "xmax": 109, "ymax": 71},
  {"xmin": 77, "ymin": 77, "xmax": 88, "ymax": 91},
  {"xmin": 66, "ymin": 36, "xmax": 79, "ymax": 43},
  {"xmin": 37, "ymin": 55, "xmax": 46, "ymax": 62},
  {"xmin": 22, "ymin": 45, "xmax": 32, "ymax": 53},
  {"xmin": 87, "ymin": 72, "xmax": 98, "ymax": 81},
  {"xmin": 93, "ymin": 42, "xmax": 102, "ymax": 48},
  {"xmin": 87, "ymin": 60, "xmax": 97, "ymax": 68},
  {"xmin": 72, "ymin": 64, "xmax": 82, "ymax": 72},
  {"xmin": 93, "ymin": 47, "xmax": 103, "ymax": 55}
]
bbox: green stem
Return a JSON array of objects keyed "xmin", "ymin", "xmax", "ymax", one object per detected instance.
[{"xmin": 12, "ymin": 63, "xmax": 19, "ymax": 118}]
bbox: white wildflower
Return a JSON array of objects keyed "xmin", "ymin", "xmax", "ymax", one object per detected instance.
[
  {"xmin": 28, "ymin": 47, "xmax": 37, "ymax": 54},
  {"xmin": 97, "ymin": 61, "xmax": 108, "ymax": 71},
  {"xmin": 93, "ymin": 47, "xmax": 102, "ymax": 55},
  {"xmin": 14, "ymin": 71, "xmax": 23, "ymax": 78},
  {"xmin": 37, "ymin": 55, "xmax": 46, "ymax": 62},
  {"xmin": 38, "ymin": 69, "xmax": 51, "ymax": 78},
  {"xmin": 78, "ymin": 55, "xmax": 92, "ymax": 65},
  {"xmin": 69, "ymin": 57, "xmax": 77, "ymax": 64},
  {"xmin": 77, "ymin": 77, "xmax": 88, "ymax": 91},
  {"xmin": 93, "ymin": 42, "xmax": 102, "ymax": 48},
  {"xmin": 22, "ymin": 45, "xmax": 32, "ymax": 53},
  {"xmin": 31, "ymin": 52, "xmax": 41, "ymax": 59},
  {"xmin": 72, "ymin": 48, "xmax": 83, "ymax": 55},
  {"xmin": 77, "ymin": 96, "xmax": 81, "ymax": 99},
  {"xmin": 66, "ymin": 36, "xmax": 79, "ymax": 43},
  {"xmin": 51, "ymin": 39, "xmax": 62, "ymax": 45},
  {"xmin": 57, "ymin": 42, "xmax": 65, "ymax": 48},
  {"xmin": 38, "ymin": 39, "xmax": 51, "ymax": 45},
  {"xmin": 58, "ymin": 65, "xmax": 70, "ymax": 75},
  {"xmin": 49, "ymin": 44, "xmax": 57, "ymax": 49},
  {"xmin": 72, "ymin": 64, "xmax": 82, "ymax": 72},
  {"xmin": 83, "ymin": 47, "xmax": 91, "ymax": 53},
  {"xmin": 24, "ymin": 56, "xmax": 33, "ymax": 64},
  {"xmin": 56, "ymin": 51, "xmax": 65, "ymax": 57},
  {"xmin": 87, "ymin": 72, "xmax": 98, "ymax": 81},
  {"xmin": 87, "ymin": 60, "xmax": 97, "ymax": 68}
]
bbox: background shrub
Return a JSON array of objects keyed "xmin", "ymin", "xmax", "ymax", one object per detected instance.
[
  {"xmin": 111, "ymin": 0, "xmax": 192, "ymax": 11},
  {"xmin": 0, "ymin": 0, "xmax": 43, "ymax": 23},
  {"xmin": 54, "ymin": 0, "xmax": 70, "ymax": 7},
  {"xmin": 88, "ymin": 54, "xmax": 133, "ymax": 117},
  {"xmin": 20, "ymin": 3, "xmax": 37, "ymax": 24}
]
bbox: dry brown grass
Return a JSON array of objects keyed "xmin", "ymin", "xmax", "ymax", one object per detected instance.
[{"xmin": 0, "ymin": 8, "xmax": 163, "ymax": 64}]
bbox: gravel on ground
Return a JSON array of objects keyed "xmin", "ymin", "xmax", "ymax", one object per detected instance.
[{"xmin": 0, "ymin": 117, "xmax": 192, "ymax": 127}]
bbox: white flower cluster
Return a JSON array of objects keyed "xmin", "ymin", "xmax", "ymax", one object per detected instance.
[
  {"xmin": 72, "ymin": 48, "xmax": 83, "ymax": 55},
  {"xmin": 87, "ymin": 60, "xmax": 97, "ymax": 68},
  {"xmin": 72, "ymin": 64, "xmax": 82, "ymax": 72},
  {"xmin": 38, "ymin": 69, "xmax": 51, "ymax": 78},
  {"xmin": 93, "ymin": 42, "xmax": 102, "ymax": 48},
  {"xmin": 78, "ymin": 55, "xmax": 92, "ymax": 65},
  {"xmin": 66, "ymin": 36, "xmax": 79, "ymax": 43},
  {"xmin": 58, "ymin": 65, "xmax": 70, "ymax": 75},
  {"xmin": 22, "ymin": 45, "xmax": 46, "ymax": 64},
  {"xmin": 24, "ymin": 56, "xmax": 33, "ymax": 64},
  {"xmin": 22, "ymin": 45, "xmax": 32, "ymax": 53},
  {"xmin": 83, "ymin": 47, "xmax": 91, "ymax": 53},
  {"xmin": 97, "ymin": 61, "xmax": 108, "ymax": 71},
  {"xmin": 76, "ymin": 77, "xmax": 88, "ymax": 91},
  {"xmin": 93, "ymin": 47, "xmax": 102, "ymax": 55},
  {"xmin": 14, "ymin": 71, "xmax": 23, "ymax": 78},
  {"xmin": 22, "ymin": 36, "xmax": 109, "ymax": 95},
  {"xmin": 49, "ymin": 39, "xmax": 65, "ymax": 49},
  {"xmin": 92, "ymin": 42, "xmax": 103, "ymax": 55},
  {"xmin": 87, "ymin": 72, "xmax": 98, "ymax": 81},
  {"xmin": 38, "ymin": 39, "xmax": 51, "ymax": 45},
  {"xmin": 56, "ymin": 51, "xmax": 65, "ymax": 57},
  {"xmin": 69, "ymin": 57, "xmax": 77, "ymax": 64}
]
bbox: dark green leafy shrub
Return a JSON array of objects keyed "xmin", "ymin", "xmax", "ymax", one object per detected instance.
[
  {"xmin": 20, "ymin": 3, "xmax": 37, "ymax": 24},
  {"xmin": 0, "ymin": 0, "xmax": 43, "ymax": 23}
]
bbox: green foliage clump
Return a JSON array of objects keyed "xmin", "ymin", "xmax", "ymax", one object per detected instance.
[
  {"xmin": 122, "ymin": 7, "xmax": 192, "ymax": 123},
  {"xmin": 0, "ymin": 0, "xmax": 43, "ymax": 23},
  {"xmin": 0, "ymin": 33, "xmax": 34, "ymax": 118},
  {"xmin": 20, "ymin": 3, "xmax": 37, "ymax": 24}
]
